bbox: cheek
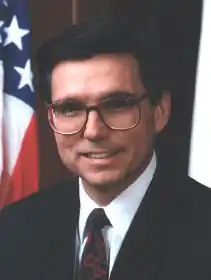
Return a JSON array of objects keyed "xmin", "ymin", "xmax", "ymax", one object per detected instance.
[
  {"xmin": 54, "ymin": 134, "xmax": 78, "ymax": 162},
  {"xmin": 124, "ymin": 119, "xmax": 155, "ymax": 163},
  {"xmin": 54, "ymin": 134, "xmax": 83, "ymax": 175}
]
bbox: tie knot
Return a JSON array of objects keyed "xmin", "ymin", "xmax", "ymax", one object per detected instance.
[{"xmin": 84, "ymin": 208, "xmax": 111, "ymax": 236}]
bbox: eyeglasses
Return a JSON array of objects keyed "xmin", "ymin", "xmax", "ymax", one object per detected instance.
[{"xmin": 47, "ymin": 93, "xmax": 148, "ymax": 135}]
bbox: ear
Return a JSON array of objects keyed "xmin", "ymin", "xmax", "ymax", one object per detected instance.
[
  {"xmin": 154, "ymin": 91, "xmax": 171, "ymax": 133},
  {"xmin": 47, "ymin": 107, "xmax": 51, "ymax": 124}
]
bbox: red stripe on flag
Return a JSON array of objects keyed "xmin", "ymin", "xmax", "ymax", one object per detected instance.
[{"xmin": 0, "ymin": 115, "xmax": 39, "ymax": 207}]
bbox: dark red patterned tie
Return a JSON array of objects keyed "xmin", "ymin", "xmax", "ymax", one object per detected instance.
[{"xmin": 77, "ymin": 208, "xmax": 111, "ymax": 280}]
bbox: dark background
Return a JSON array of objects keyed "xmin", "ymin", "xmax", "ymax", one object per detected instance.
[{"xmin": 28, "ymin": 0, "xmax": 203, "ymax": 187}]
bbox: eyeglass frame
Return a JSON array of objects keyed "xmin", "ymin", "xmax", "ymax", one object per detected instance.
[{"xmin": 47, "ymin": 92, "xmax": 148, "ymax": 135}]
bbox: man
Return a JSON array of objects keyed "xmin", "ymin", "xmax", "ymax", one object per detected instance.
[{"xmin": 0, "ymin": 17, "xmax": 211, "ymax": 280}]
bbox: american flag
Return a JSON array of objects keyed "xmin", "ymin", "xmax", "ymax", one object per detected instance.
[
  {"xmin": 0, "ymin": 0, "xmax": 38, "ymax": 207},
  {"xmin": 188, "ymin": 0, "xmax": 211, "ymax": 188}
]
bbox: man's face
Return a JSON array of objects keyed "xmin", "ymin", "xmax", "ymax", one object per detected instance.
[{"xmin": 51, "ymin": 54, "xmax": 170, "ymax": 189}]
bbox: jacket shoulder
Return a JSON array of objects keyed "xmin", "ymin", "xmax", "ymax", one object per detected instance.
[
  {"xmin": 0, "ymin": 177, "xmax": 79, "ymax": 226},
  {"xmin": 171, "ymin": 176, "xmax": 211, "ymax": 233},
  {"xmin": 185, "ymin": 176, "xmax": 211, "ymax": 205}
]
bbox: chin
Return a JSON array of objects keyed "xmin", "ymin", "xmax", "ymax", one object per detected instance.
[{"xmin": 80, "ymin": 170, "xmax": 123, "ymax": 188}]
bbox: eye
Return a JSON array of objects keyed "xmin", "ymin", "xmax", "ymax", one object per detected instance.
[{"xmin": 52, "ymin": 101, "xmax": 85, "ymax": 116}]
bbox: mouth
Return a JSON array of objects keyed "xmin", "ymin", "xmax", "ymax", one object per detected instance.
[
  {"xmin": 80, "ymin": 151, "xmax": 119, "ymax": 159},
  {"xmin": 78, "ymin": 149, "xmax": 122, "ymax": 167}
]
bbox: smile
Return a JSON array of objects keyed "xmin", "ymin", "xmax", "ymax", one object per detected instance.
[
  {"xmin": 80, "ymin": 150, "xmax": 120, "ymax": 164},
  {"xmin": 84, "ymin": 152, "xmax": 114, "ymax": 159}
]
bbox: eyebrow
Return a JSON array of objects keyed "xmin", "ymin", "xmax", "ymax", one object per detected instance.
[
  {"xmin": 53, "ymin": 91, "xmax": 137, "ymax": 104},
  {"xmin": 100, "ymin": 91, "xmax": 136, "ymax": 100}
]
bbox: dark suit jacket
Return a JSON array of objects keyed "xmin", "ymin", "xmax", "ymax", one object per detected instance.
[{"xmin": 0, "ymin": 159, "xmax": 211, "ymax": 280}]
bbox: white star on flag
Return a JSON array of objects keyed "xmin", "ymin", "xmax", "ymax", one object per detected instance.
[
  {"xmin": 14, "ymin": 59, "xmax": 34, "ymax": 91},
  {"xmin": 4, "ymin": 16, "xmax": 29, "ymax": 50},
  {"xmin": 3, "ymin": 0, "xmax": 8, "ymax": 6}
]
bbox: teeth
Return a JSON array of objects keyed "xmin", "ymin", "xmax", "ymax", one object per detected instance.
[{"xmin": 87, "ymin": 153, "xmax": 111, "ymax": 159}]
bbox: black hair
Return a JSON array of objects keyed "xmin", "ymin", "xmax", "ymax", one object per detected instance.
[{"xmin": 36, "ymin": 16, "xmax": 172, "ymax": 104}]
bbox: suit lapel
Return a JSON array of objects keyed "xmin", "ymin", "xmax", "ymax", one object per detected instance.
[
  {"xmin": 110, "ymin": 163, "xmax": 178, "ymax": 280},
  {"xmin": 37, "ymin": 178, "xmax": 80, "ymax": 280}
]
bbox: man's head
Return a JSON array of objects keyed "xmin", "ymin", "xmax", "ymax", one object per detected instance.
[{"xmin": 36, "ymin": 17, "xmax": 171, "ymax": 200}]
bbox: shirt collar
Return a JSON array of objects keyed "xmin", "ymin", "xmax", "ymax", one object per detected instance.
[{"xmin": 78, "ymin": 152, "xmax": 157, "ymax": 242}]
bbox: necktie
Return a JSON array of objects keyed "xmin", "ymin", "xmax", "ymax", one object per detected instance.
[{"xmin": 77, "ymin": 208, "xmax": 111, "ymax": 280}]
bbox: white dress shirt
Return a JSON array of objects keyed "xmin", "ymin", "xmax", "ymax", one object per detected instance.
[{"xmin": 76, "ymin": 152, "xmax": 157, "ymax": 275}]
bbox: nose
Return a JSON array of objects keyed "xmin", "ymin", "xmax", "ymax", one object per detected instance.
[{"xmin": 83, "ymin": 110, "xmax": 108, "ymax": 140}]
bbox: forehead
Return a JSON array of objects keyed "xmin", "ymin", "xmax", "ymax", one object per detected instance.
[{"xmin": 51, "ymin": 54, "xmax": 145, "ymax": 102}]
